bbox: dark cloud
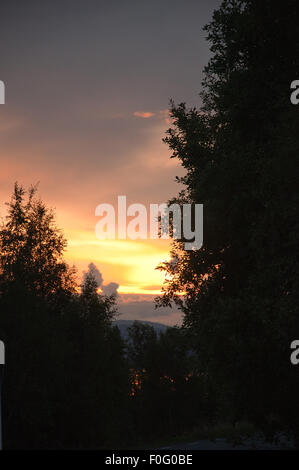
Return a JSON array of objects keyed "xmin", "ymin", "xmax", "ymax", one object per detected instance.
[
  {"xmin": 82, "ymin": 262, "xmax": 103, "ymax": 288},
  {"xmin": 118, "ymin": 299, "xmax": 182, "ymax": 326},
  {"xmin": 0, "ymin": 0, "xmax": 221, "ymax": 217},
  {"xmin": 102, "ymin": 282, "xmax": 119, "ymax": 297},
  {"xmin": 82, "ymin": 263, "xmax": 119, "ymax": 296}
]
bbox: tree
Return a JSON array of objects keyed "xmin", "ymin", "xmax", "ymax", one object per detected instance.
[
  {"xmin": 157, "ymin": 0, "xmax": 299, "ymax": 439},
  {"xmin": 127, "ymin": 322, "xmax": 206, "ymax": 441},
  {"xmin": 0, "ymin": 184, "xmax": 129, "ymax": 449},
  {"xmin": 80, "ymin": 268, "xmax": 116, "ymax": 326},
  {"xmin": 0, "ymin": 183, "xmax": 76, "ymax": 299}
]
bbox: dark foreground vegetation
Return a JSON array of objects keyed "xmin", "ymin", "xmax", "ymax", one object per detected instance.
[
  {"xmin": 0, "ymin": 0, "xmax": 299, "ymax": 448},
  {"xmin": 0, "ymin": 184, "xmax": 205, "ymax": 449}
]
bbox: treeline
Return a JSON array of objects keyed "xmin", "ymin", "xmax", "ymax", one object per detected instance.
[
  {"xmin": 1, "ymin": 0, "xmax": 299, "ymax": 449},
  {"xmin": 0, "ymin": 184, "xmax": 205, "ymax": 449},
  {"xmin": 0, "ymin": 184, "xmax": 127, "ymax": 449},
  {"xmin": 126, "ymin": 322, "xmax": 209, "ymax": 441}
]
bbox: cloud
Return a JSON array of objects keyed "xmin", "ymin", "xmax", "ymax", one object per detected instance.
[
  {"xmin": 83, "ymin": 262, "xmax": 103, "ymax": 287},
  {"xmin": 133, "ymin": 111, "xmax": 155, "ymax": 118},
  {"xmin": 118, "ymin": 299, "xmax": 182, "ymax": 326},
  {"xmin": 82, "ymin": 262, "xmax": 119, "ymax": 296},
  {"xmin": 102, "ymin": 282, "xmax": 119, "ymax": 296},
  {"xmin": 158, "ymin": 109, "xmax": 171, "ymax": 124},
  {"xmin": 133, "ymin": 109, "xmax": 171, "ymax": 124},
  {"xmin": 81, "ymin": 265, "xmax": 180, "ymax": 325}
]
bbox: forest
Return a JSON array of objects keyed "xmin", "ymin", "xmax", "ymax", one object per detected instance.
[{"xmin": 0, "ymin": 0, "xmax": 299, "ymax": 449}]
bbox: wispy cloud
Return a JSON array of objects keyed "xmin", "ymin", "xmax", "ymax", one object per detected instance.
[
  {"xmin": 158, "ymin": 109, "xmax": 171, "ymax": 124},
  {"xmin": 133, "ymin": 109, "xmax": 171, "ymax": 124},
  {"xmin": 118, "ymin": 298, "xmax": 182, "ymax": 326},
  {"xmin": 133, "ymin": 111, "xmax": 155, "ymax": 118}
]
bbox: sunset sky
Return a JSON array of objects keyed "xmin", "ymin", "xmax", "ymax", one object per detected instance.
[{"xmin": 0, "ymin": 0, "xmax": 219, "ymax": 324}]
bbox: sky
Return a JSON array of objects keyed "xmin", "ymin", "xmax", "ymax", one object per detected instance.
[{"xmin": 0, "ymin": 0, "xmax": 220, "ymax": 325}]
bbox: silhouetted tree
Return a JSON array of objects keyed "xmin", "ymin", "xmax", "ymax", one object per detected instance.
[
  {"xmin": 0, "ymin": 184, "xmax": 129, "ymax": 449},
  {"xmin": 127, "ymin": 322, "xmax": 206, "ymax": 441},
  {"xmin": 157, "ymin": 0, "xmax": 299, "ymax": 441},
  {"xmin": 0, "ymin": 183, "xmax": 76, "ymax": 299}
]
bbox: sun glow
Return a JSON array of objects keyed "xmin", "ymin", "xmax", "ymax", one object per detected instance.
[{"xmin": 65, "ymin": 230, "xmax": 171, "ymax": 294}]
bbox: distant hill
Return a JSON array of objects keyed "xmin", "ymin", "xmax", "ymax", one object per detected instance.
[{"xmin": 114, "ymin": 319, "xmax": 170, "ymax": 341}]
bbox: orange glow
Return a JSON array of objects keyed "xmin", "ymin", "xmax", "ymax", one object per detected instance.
[
  {"xmin": 133, "ymin": 111, "xmax": 155, "ymax": 118},
  {"xmin": 64, "ymin": 229, "xmax": 171, "ymax": 293},
  {"xmin": 0, "ymin": 111, "xmax": 183, "ymax": 301}
]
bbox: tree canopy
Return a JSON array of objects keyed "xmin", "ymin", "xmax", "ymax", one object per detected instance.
[{"xmin": 157, "ymin": 0, "xmax": 299, "ymax": 439}]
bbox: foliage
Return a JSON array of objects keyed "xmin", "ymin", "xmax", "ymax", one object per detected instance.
[
  {"xmin": 156, "ymin": 0, "xmax": 299, "ymax": 439},
  {"xmin": 127, "ymin": 321, "xmax": 208, "ymax": 440},
  {"xmin": 0, "ymin": 184, "xmax": 129, "ymax": 449}
]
